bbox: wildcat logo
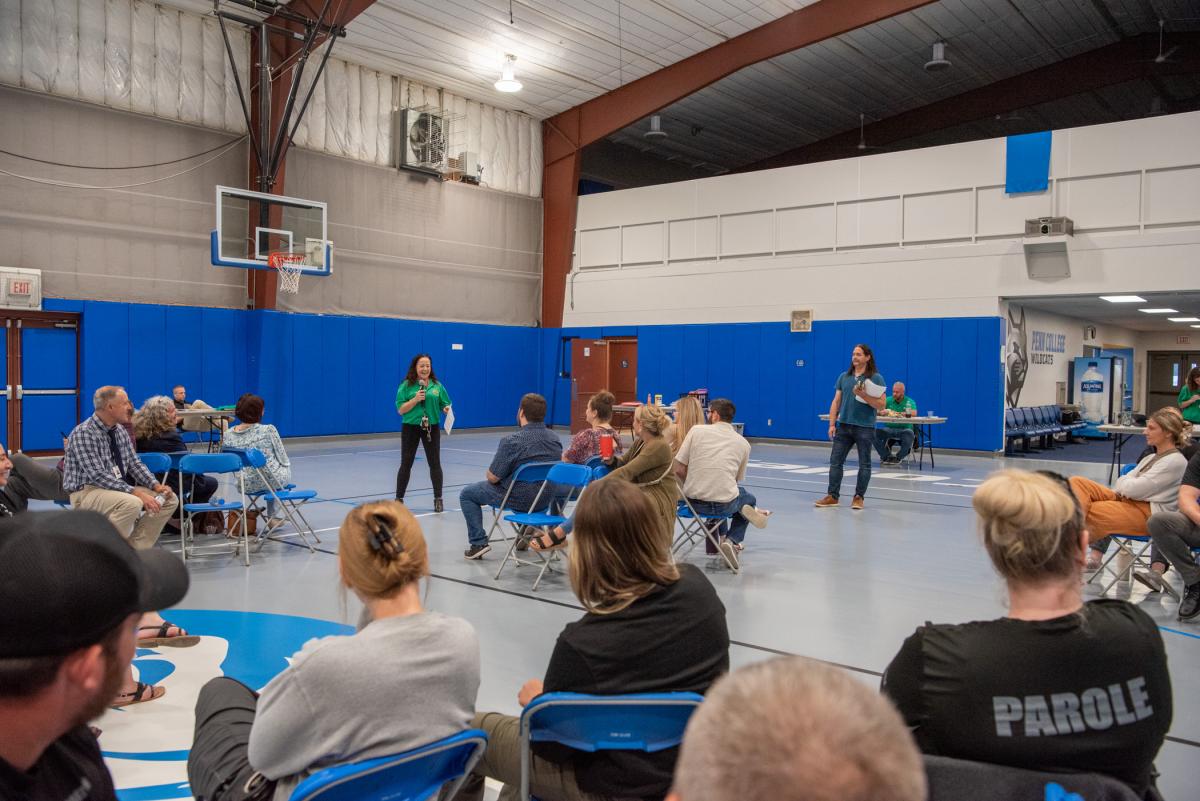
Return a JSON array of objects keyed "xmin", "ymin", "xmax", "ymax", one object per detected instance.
[{"xmin": 98, "ymin": 610, "xmax": 351, "ymax": 801}]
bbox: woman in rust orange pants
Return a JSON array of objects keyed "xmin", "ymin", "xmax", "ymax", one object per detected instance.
[{"xmin": 1069, "ymin": 407, "xmax": 1189, "ymax": 570}]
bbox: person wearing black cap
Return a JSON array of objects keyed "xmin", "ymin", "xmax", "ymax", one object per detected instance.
[{"xmin": 0, "ymin": 510, "xmax": 191, "ymax": 801}]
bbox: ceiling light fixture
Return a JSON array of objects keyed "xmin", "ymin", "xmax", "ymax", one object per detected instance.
[
  {"xmin": 924, "ymin": 41, "xmax": 951, "ymax": 72},
  {"xmin": 1099, "ymin": 295, "xmax": 1146, "ymax": 303},
  {"xmin": 1169, "ymin": 317, "xmax": 1200, "ymax": 322},
  {"xmin": 494, "ymin": 54, "xmax": 522, "ymax": 93},
  {"xmin": 1139, "ymin": 308, "xmax": 1179, "ymax": 314},
  {"xmin": 644, "ymin": 115, "xmax": 668, "ymax": 138}
]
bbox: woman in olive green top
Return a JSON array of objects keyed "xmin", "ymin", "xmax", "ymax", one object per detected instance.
[
  {"xmin": 395, "ymin": 354, "xmax": 453, "ymax": 512},
  {"xmin": 1181, "ymin": 367, "xmax": 1200, "ymax": 425},
  {"xmin": 533, "ymin": 403, "xmax": 679, "ymax": 550}
]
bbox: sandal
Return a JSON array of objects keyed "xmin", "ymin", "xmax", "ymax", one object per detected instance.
[
  {"xmin": 137, "ymin": 622, "xmax": 200, "ymax": 648},
  {"xmin": 529, "ymin": 528, "xmax": 568, "ymax": 551},
  {"xmin": 111, "ymin": 681, "xmax": 165, "ymax": 707}
]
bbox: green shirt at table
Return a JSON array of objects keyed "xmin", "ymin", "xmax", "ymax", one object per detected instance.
[
  {"xmin": 395, "ymin": 380, "xmax": 452, "ymax": 426},
  {"xmin": 884, "ymin": 395, "xmax": 918, "ymax": 430},
  {"xmin": 1180, "ymin": 385, "xmax": 1200, "ymax": 424}
]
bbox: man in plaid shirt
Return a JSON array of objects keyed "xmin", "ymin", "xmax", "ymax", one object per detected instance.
[{"xmin": 64, "ymin": 385, "xmax": 178, "ymax": 549}]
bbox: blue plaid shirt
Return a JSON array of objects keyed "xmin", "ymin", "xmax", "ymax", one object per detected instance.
[
  {"xmin": 488, "ymin": 423, "xmax": 563, "ymax": 509},
  {"xmin": 63, "ymin": 415, "xmax": 155, "ymax": 493}
]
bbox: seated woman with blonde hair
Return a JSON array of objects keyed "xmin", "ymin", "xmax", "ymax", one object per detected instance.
[
  {"xmin": 670, "ymin": 395, "xmax": 704, "ymax": 457},
  {"xmin": 468, "ymin": 479, "xmax": 729, "ymax": 801},
  {"xmin": 187, "ymin": 501, "xmax": 480, "ymax": 801},
  {"xmin": 532, "ymin": 403, "xmax": 678, "ymax": 551},
  {"xmin": 1068, "ymin": 407, "xmax": 1189, "ymax": 570},
  {"xmin": 882, "ymin": 469, "xmax": 1171, "ymax": 798}
]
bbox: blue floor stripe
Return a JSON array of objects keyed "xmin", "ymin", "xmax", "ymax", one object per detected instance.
[{"xmin": 1159, "ymin": 625, "xmax": 1200, "ymax": 640}]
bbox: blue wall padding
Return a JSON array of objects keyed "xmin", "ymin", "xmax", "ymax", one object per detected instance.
[
  {"xmin": 42, "ymin": 298, "xmax": 1004, "ymax": 451},
  {"xmin": 1005, "ymin": 131, "xmax": 1052, "ymax": 193}
]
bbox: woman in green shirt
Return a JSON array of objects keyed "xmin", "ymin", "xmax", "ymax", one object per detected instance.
[
  {"xmin": 1181, "ymin": 367, "xmax": 1200, "ymax": 425},
  {"xmin": 395, "ymin": 354, "xmax": 453, "ymax": 512}
]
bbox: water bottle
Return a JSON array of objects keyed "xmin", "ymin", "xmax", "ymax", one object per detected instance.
[
  {"xmin": 154, "ymin": 493, "xmax": 166, "ymax": 506},
  {"xmin": 1081, "ymin": 362, "xmax": 1105, "ymax": 423}
]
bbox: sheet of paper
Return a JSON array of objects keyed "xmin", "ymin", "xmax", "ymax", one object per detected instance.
[
  {"xmin": 854, "ymin": 378, "xmax": 886, "ymax": 404},
  {"xmin": 444, "ymin": 406, "xmax": 455, "ymax": 434}
]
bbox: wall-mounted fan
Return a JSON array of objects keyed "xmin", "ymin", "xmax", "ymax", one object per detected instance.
[{"xmin": 398, "ymin": 108, "xmax": 446, "ymax": 175}]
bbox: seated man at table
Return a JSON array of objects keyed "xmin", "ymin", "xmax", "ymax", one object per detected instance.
[
  {"xmin": 874, "ymin": 382, "xmax": 917, "ymax": 466},
  {"xmin": 173, "ymin": 383, "xmax": 227, "ymax": 434},
  {"xmin": 459, "ymin": 393, "xmax": 562, "ymax": 560},
  {"xmin": 674, "ymin": 398, "xmax": 770, "ymax": 567}
]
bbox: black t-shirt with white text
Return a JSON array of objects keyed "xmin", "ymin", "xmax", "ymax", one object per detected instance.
[
  {"xmin": 881, "ymin": 599, "xmax": 1171, "ymax": 797},
  {"xmin": 1182, "ymin": 449, "xmax": 1200, "ymax": 489},
  {"xmin": 0, "ymin": 725, "xmax": 117, "ymax": 801}
]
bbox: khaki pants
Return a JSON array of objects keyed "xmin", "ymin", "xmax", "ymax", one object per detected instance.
[
  {"xmin": 463, "ymin": 711, "xmax": 622, "ymax": 801},
  {"xmin": 70, "ymin": 485, "xmax": 179, "ymax": 550},
  {"xmin": 1068, "ymin": 476, "xmax": 1152, "ymax": 542}
]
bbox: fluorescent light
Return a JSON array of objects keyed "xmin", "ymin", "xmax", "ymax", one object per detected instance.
[
  {"xmin": 1169, "ymin": 317, "xmax": 1200, "ymax": 322},
  {"xmin": 1099, "ymin": 295, "xmax": 1146, "ymax": 303},
  {"xmin": 1192, "ymin": 325, "xmax": 1200, "ymax": 329},
  {"xmin": 1139, "ymin": 308, "xmax": 1179, "ymax": 314}
]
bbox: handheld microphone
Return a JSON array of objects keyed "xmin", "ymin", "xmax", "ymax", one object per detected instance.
[{"xmin": 419, "ymin": 379, "xmax": 431, "ymax": 438}]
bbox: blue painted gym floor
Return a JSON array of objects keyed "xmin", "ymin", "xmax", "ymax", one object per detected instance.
[{"xmin": 31, "ymin": 431, "xmax": 1199, "ymax": 799}]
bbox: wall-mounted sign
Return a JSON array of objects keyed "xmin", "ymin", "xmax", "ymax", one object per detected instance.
[
  {"xmin": 1179, "ymin": 335, "xmax": 1192, "ymax": 345},
  {"xmin": 1030, "ymin": 329, "xmax": 1066, "ymax": 365}
]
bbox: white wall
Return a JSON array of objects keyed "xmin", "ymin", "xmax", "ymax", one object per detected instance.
[
  {"xmin": 1001, "ymin": 301, "xmax": 1142, "ymax": 410},
  {"xmin": 565, "ymin": 111, "xmax": 1200, "ymax": 327}
]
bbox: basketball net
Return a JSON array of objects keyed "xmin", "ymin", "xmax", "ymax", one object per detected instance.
[{"xmin": 268, "ymin": 251, "xmax": 305, "ymax": 294}]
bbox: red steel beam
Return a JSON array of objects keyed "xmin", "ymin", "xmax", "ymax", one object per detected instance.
[
  {"xmin": 540, "ymin": 0, "xmax": 937, "ymax": 328},
  {"xmin": 739, "ymin": 32, "xmax": 1200, "ymax": 172},
  {"xmin": 247, "ymin": 0, "xmax": 379, "ymax": 310}
]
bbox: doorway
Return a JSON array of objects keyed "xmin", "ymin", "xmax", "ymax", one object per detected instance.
[
  {"xmin": 1146, "ymin": 351, "xmax": 1200, "ymax": 414},
  {"xmin": 569, "ymin": 338, "xmax": 638, "ymax": 433},
  {"xmin": 2, "ymin": 310, "xmax": 81, "ymax": 453}
]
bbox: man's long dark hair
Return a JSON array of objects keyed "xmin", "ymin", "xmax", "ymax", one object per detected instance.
[
  {"xmin": 846, "ymin": 343, "xmax": 877, "ymax": 377},
  {"xmin": 403, "ymin": 353, "xmax": 438, "ymax": 385}
]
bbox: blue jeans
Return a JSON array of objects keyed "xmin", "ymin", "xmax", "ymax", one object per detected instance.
[
  {"xmin": 874, "ymin": 428, "xmax": 915, "ymax": 462},
  {"xmin": 459, "ymin": 481, "xmax": 509, "ymax": 547},
  {"xmin": 827, "ymin": 423, "xmax": 874, "ymax": 500},
  {"xmin": 689, "ymin": 486, "xmax": 758, "ymax": 547}
]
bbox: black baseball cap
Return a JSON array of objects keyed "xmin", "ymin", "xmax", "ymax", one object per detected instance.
[{"xmin": 0, "ymin": 510, "xmax": 190, "ymax": 658}]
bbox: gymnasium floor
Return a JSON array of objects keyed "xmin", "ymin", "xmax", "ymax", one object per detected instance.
[{"xmin": 40, "ymin": 432, "xmax": 1199, "ymax": 800}]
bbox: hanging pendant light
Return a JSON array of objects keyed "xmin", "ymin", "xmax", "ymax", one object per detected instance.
[{"xmin": 495, "ymin": 54, "xmax": 522, "ymax": 93}]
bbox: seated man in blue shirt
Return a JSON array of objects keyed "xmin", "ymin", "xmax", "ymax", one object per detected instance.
[
  {"xmin": 874, "ymin": 382, "xmax": 918, "ymax": 466},
  {"xmin": 459, "ymin": 393, "xmax": 562, "ymax": 560}
]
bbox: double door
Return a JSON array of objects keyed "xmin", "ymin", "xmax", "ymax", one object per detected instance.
[
  {"xmin": 1147, "ymin": 351, "xmax": 1200, "ymax": 414},
  {"xmin": 1, "ymin": 311, "xmax": 81, "ymax": 453},
  {"xmin": 570, "ymin": 338, "xmax": 638, "ymax": 433}
]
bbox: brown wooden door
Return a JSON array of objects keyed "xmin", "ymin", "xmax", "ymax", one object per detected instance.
[
  {"xmin": 571, "ymin": 339, "xmax": 609, "ymax": 433},
  {"xmin": 608, "ymin": 340, "xmax": 638, "ymax": 405}
]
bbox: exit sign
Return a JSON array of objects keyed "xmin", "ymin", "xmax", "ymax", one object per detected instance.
[
  {"xmin": 1179, "ymin": 335, "xmax": 1192, "ymax": 345},
  {"xmin": 9, "ymin": 279, "xmax": 30, "ymax": 296}
]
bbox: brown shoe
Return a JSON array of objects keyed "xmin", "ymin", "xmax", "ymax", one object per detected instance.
[
  {"xmin": 814, "ymin": 495, "xmax": 839, "ymax": 508},
  {"xmin": 851, "ymin": 496, "xmax": 865, "ymax": 510}
]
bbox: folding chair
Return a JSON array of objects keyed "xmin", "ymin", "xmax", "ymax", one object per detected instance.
[
  {"xmin": 178, "ymin": 453, "xmax": 250, "ymax": 566},
  {"xmin": 485, "ymin": 461, "xmax": 559, "ymax": 544},
  {"xmin": 584, "ymin": 455, "xmax": 605, "ymax": 469},
  {"xmin": 674, "ymin": 496, "xmax": 739, "ymax": 573},
  {"xmin": 518, "ymin": 692, "xmax": 704, "ymax": 801},
  {"xmin": 289, "ymin": 728, "xmax": 488, "ymax": 801},
  {"xmin": 138, "ymin": 452, "xmax": 172, "ymax": 481},
  {"xmin": 494, "ymin": 463, "xmax": 592, "ymax": 591},
  {"xmin": 1085, "ymin": 464, "xmax": 1173, "ymax": 598},
  {"xmin": 924, "ymin": 755, "xmax": 1142, "ymax": 801},
  {"xmin": 223, "ymin": 447, "xmax": 318, "ymax": 553}
]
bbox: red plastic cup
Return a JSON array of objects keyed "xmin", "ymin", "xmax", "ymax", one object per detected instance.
[{"xmin": 599, "ymin": 433, "xmax": 614, "ymax": 460}]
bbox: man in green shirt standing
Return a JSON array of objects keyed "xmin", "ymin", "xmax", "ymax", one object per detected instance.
[{"xmin": 874, "ymin": 382, "xmax": 917, "ymax": 466}]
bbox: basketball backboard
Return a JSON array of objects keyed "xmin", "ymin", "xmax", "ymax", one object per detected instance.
[{"xmin": 211, "ymin": 185, "xmax": 331, "ymax": 276}]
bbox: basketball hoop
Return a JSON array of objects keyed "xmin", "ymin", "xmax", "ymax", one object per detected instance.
[{"xmin": 268, "ymin": 251, "xmax": 305, "ymax": 294}]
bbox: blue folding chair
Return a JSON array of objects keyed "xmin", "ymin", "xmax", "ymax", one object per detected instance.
[
  {"xmin": 518, "ymin": 693, "xmax": 703, "ymax": 801},
  {"xmin": 289, "ymin": 728, "xmax": 487, "ymax": 801},
  {"xmin": 223, "ymin": 447, "xmax": 318, "ymax": 552},
  {"xmin": 584, "ymin": 455, "xmax": 606, "ymax": 469},
  {"xmin": 494, "ymin": 463, "xmax": 592, "ymax": 590},
  {"xmin": 138, "ymin": 452, "xmax": 172, "ymax": 480},
  {"xmin": 179, "ymin": 453, "xmax": 250, "ymax": 566},
  {"xmin": 674, "ymin": 496, "xmax": 739, "ymax": 573},
  {"xmin": 485, "ymin": 461, "xmax": 559, "ymax": 544}
]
